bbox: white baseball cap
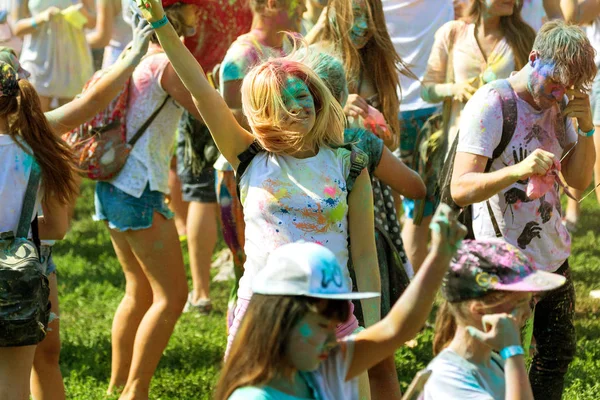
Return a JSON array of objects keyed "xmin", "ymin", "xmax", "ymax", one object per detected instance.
[{"xmin": 253, "ymin": 242, "xmax": 380, "ymax": 300}]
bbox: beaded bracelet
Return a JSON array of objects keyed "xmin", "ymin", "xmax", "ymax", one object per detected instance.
[
  {"xmin": 150, "ymin": 15, "xmax": 168, "ymax": 29},
  {"xmin": 499, "ymin": 345, "xmax": 524, "ymax": 360}
]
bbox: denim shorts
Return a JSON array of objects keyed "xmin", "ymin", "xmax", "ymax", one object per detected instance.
[
  {"xmin": 40, "ymin": 246, "xmax": 57, "ymax": 275},
  {"xmin": 396, "ymin": 107, "xmax": 438, "ymax": 219},
  {"xmin": 94, "ymin": 181, "xmax": 174, "ymax": 231}
]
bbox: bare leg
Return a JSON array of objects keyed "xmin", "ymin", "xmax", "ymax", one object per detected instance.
[
  {"xmin": 167, "ymin": 156, "xmax": 189, "ymax": 236},
  {"xmin": 187, "ymin": 201, "xmax": 218, "ymax": 303},
  {"xmin": 0, "ymin": 346, "xmax": 37, "ymax": 400},
  {"xmin": 118, "ymin": 213, "xmax": 188, "ymax": 399},
  {"xmin": 401, "ymin": 215, "xmax": 432, "ymax": 273},
  {"xmin": 31, "ymin": 272, "xmax": 65, "ymax": 400},
  {"xmin": 565, "ymin": 191, "xmax": 581, "ymax": 231},
  {"xmin": 107, "ymin": 228, "xmax": 154, "ymax": 394}
]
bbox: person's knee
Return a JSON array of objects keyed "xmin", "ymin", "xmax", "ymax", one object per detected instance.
[
  {"xmin": 34, "ymin": 336, "xmax": 62, "ymax": 369},
  {"xmin": 156, "ymin": 289, "xmax": 187, "ymax": 315}
]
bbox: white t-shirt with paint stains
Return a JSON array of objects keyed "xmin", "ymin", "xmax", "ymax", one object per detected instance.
[
  {"xmin": 457, "ymin": 83, "xmax": 576, "ymax": 272},
  {"xmin": 237, "ymin": 147, "xmax": 352, "ymax": 300}
]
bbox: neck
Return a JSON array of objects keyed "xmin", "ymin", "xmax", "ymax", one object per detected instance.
[
  {"xmin": 269, "ymin": 371, "xmax": 303, "ymax": 395},
  {"xmin": 304, "ymin": 1, "xmax": 324, "ymax": 26},
  {"xmin": 448, "ymin": 325, "xmax": 493, "ymax": 366},
  {"xmin": 508, "ymin": 65, "xmax": 539, "ymax": 110},
  {"xmin": 289, "ymin": 146, "xmax": 318, "ymax": 159},
  {"xmin": 479, "ymin": 13, "xmax": 502, "ymax": 35},
  {"xmin": 252, "ymin": 16, "xmax": 286, "ymax": 48}
]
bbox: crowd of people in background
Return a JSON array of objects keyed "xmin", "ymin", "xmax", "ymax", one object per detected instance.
[{"xmin": 1, "ymin": 0, "xmax": 600, "ymax": 399}]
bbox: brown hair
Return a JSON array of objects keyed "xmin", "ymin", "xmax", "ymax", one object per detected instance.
[
  {"xmin": 214, "ymin": 294, "xmax": 350, "ymax": 399},
  {"xmin": 533, "ymin": 19, "xmax": 597, "ymax": 91},
  {"xmin": 0, "ymin": 79, "xmax": 78, "ymax": 205},
  {"xmin": 432, "ymin": 291, "xmax": 513, "ymax": 356},
  {"xmin": 309, "ymin": 0, "xmax": 415, "ymax": 138},
  {"xmin": 465, "ymin": 0, "xmax": 535, "ymax": 70}
]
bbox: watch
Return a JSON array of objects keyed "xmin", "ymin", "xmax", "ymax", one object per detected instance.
[{"xmin": 578, "ymin": 127, "xmax": 595, "ymax": 137}]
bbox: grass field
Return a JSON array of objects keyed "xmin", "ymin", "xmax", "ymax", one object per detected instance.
[{"xmin": 54, "ymin": 181, "xmax": 600, "ymax": 399}]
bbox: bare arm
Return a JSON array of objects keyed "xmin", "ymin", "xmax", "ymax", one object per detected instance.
[
  {"xmin": 545, "ymin": 0, "xmax": 566, "ymax": 20},
  {"xmin": 38, "ymin": 174, "xmax": 81, "ymax": 240},
  {"xmin": 11, "ymin": 0, "xmax": 57, "ymax": 36},
  {"xmin": 347, "ymin": 205, "xmax": 466, "ymax": 380},
  {"xmin": 374, "ymin": 149, "xmax": 426, "ymax": 200},
  {"xmin": 348, "ymin": 169, "xmax": 381, "ymax": 329},
  {"xmin": 86, "ymin": 0, "xmax": 116, "ymax": 48},
  {"xmin": 139, "ymin": 1, "xmax": 254, "ymax": 170},
  {"xmin": 45, "ymin": 20, "xmax": 154, "ymax": 136}
]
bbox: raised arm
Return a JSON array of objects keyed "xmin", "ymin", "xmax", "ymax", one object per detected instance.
[
  {"xmin": 137, "ymin": 0, "xmax": 254, "ymax": 170},
  {"xmin": 346, "ymin": 205, "xmax": 466, "ymax": 380},
  {"xmin": 45, "ymin": 20, "xmax": 154, "ymax": 136},
  {"xmin": 11, "ymin": 0, "xmax": 60, "ymax": 36}
]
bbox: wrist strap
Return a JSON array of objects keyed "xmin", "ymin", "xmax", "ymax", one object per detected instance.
[
  {"xmin": 499, "ymin": 345, "xmax": 524, "ymax": 360},
  {"xmin": 31, "ymin": 17, "xmax": 38, "ymax": 29},
  {"xmin": 578, "ymin": 126, "xmax": 595, "ymax": 137},
  {"xmin": 150, "ymin": 15, "xmax": 168, "ymax": 29}
]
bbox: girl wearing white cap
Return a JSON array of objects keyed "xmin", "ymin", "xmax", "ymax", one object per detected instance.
[{"xmin": 215, "ymin": 205, "xmax": 466, "ymax": 399}]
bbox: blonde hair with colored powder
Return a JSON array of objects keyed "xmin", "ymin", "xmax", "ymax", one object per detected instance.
[
  {"xmin": 241, "ymin": 56, "xmax": 346, "ymax": 154},
  {"xmin": 533, "ymin": 20, "xmax": 597, "ymax": 91}
]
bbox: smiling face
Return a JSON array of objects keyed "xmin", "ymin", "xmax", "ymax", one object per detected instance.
[
  {"xmin": 528, "ymin": 54, "xmax": 571, "ymax": 110},
  {"xmin": 350, "ymin": 0, "xmax": 372, "ymax": 49},
  {"xmin": 286, "ymin": 311, "xmax": 338, "ymax": 371},
  {"xmin": 279, "ymin": 75, "xmax": 317, "ymax": 135}
]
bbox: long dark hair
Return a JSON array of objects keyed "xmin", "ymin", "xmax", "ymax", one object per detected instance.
[
  {"xmin": 0, "ymin": 78, "xmax": 78, "ymax": 204},
  {"xmin": 214, "ymin": 295, "xmax": 350, "ymax": 399}
]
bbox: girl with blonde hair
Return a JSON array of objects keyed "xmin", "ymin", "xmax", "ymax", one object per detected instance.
[{"xmin": 136, "ymin": 0, "xmax": 382, "ymax": 362}]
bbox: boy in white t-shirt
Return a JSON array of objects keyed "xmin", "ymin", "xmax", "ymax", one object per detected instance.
[{"xmin": 450, "ymin": 21, "xmax": 596, "ymax": 399}]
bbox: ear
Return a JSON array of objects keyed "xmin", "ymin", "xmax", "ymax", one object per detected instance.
[{"xmin": 529, "ymin": 50, "xmax": 538, "ymax": 67}]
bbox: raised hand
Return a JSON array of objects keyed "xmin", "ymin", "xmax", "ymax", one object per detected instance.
[
  {"xmin": 429, "ymin": 203, "xmax": 468, "ymax": 262},
  {"xmin": 129, "ymin": 19, "xmax": 154, "ymax": 60},
  {"xmin": 135, "ymin": 0, "xmax": 165, "ymax": 22},
  {"xmin": 512, "ymin": 148, "xmax": 557, "ymax": 181},
  {"xmin": 344, "ymin": 93, "xmax": 369, "ymax": 119}
]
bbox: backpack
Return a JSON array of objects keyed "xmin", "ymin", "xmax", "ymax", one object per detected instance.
[
  {"xmin": 437, "ymin": 79, "xmax": 518, "ymax": 239},
  {"xmin": 234, "ymin": 141, "xmax": 369, "ymax": 202},
  {"xmin": 63, "ymin": 50, "xmax": 170, "ymax": 181},
  {"xmin": 0, "ymin": 161, "xmax": 50, "ymax": 347}
]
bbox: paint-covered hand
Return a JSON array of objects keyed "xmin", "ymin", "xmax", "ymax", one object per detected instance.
[
  {"xmin": 135, "ymin": 0, "xmax": 165, "ymax": 23},
  {"xmin": 563, "ymin": 89, "xmax": 593, "ymax": 133},
  {"xmin": 129, "ymin": 19, "xmax": 154, "ymax": 62},
  {"xmin": 429, "ymin": 203, "xmax": 467, "ymax": 261},
  {"xmin": 466, "ymin": 312, "xmax": 522, "ymax": 351},
  {"xmin": 452, "ymin": 77, "xmax": 478, "ymax": 103},
  {"xmin": 511, "ymin": 148, "xmax": 557, "ymax": 181}
]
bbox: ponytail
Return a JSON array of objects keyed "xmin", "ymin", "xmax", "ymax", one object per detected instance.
[
  {"xmin": 6, "ymin": 80, "xmax": 78, "ymax": 204},
  {"xmin": 432, "ymin": 300, "xmax": 457, "ymax": 356}
]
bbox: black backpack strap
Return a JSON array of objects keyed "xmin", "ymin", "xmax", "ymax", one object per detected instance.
[
  {"xmin": 235, "ymin": 141, "xmax": 265, "ymax": 202},
  {"xmin": 17, "ymin": 161, "xmax": 42, "ymax": 239},
  {"xmin": 341, "ymin": 144, "xmax": 369, "ymax": 192},
  {"xmin": 127, "ymin": 95, "xmax": 171, "ymax": 147},
  {"xmin": 484, "ymin": 80, "xmax": 519, "ymax": 238}
]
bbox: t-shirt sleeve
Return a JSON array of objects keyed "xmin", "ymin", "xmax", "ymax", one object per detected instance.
[
  {"xmin": 220, "ymin": 44, "xmax": 258, "ymax": 84},
  {"xmin": 344, "ymin": 128, "xmax": 383, "ymax": 174},
  {"xmin": 228, "ymin": 387, "xmax": 274, "ymax": 400},
  {"xmin": 456, "ymin": 85, "xmax": 503, "ymax": 158},
  {"xmin": 424, "ymin": 365, "xmax": 495, "ymax": 400}
]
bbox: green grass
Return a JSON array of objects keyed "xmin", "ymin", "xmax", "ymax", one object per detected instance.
[{"xmin": 54, "ymin": 181, "xmax": 600, "ymax": 399}]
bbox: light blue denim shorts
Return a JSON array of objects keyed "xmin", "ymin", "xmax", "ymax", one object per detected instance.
[{"xmin": 94, "ymin": 181, "xmax": 174, "ymax": 231}]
